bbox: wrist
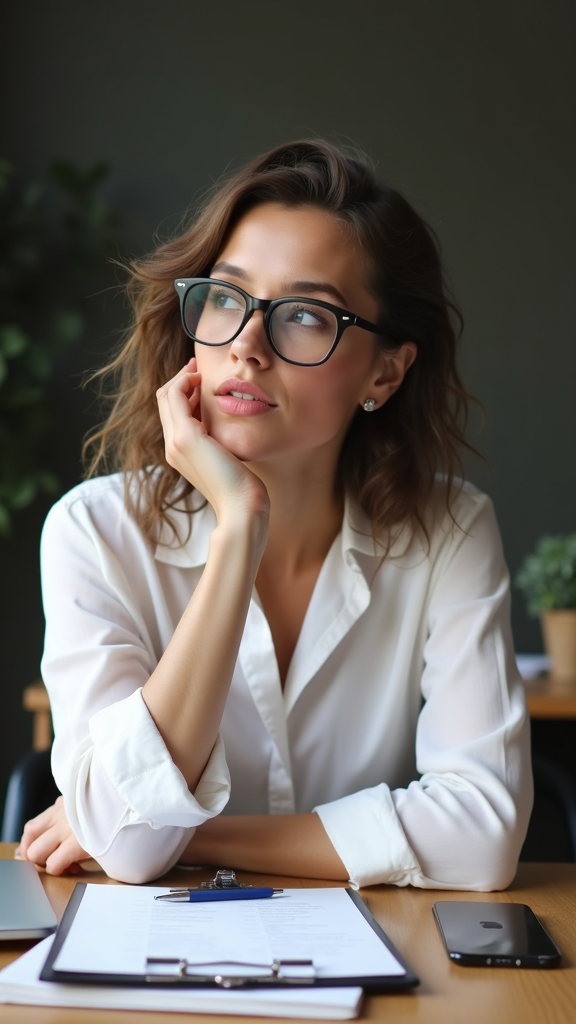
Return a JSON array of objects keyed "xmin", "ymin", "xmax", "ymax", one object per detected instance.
[{"xmin": 211, "ymin": 511, "xmax": 269, "ymax": 563}]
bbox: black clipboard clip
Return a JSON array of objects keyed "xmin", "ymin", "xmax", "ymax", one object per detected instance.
[{"xmin": 145, "ymin": 957, "xmax": 316, "ymax": 988}]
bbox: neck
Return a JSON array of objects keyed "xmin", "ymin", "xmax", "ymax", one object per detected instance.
[{"xmin": 248, "ymin": 453, "xmax": 344, "ymax": 576}]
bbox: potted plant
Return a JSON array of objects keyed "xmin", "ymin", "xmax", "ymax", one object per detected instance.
[{"xmin": 516, "ymin": 535, "xmax": 576, "ymax": 679}]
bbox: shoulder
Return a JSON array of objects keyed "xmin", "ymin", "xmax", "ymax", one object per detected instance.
[
  {"xmin": 362, "ymin": 479, "xmax": 504, "ymax": 582},
  {"xmin": 41, "ymin": 474, "xmax": 207, "ymax": 562},
  {"xmin": 440, "ymin": 478, "xmax": 496, "ymax": 535},
  {"xmin": 421, "ymin": 480, "xmax": 508, "ymax": 597},
  {"xmin": 344, "ymin": 480, "xmax": 501, "ymax": 578},
  {"xmin": 47, "ymin": 473, "xmax": 126, "ymax": 513},
  {"xmin": 422, "ymin": 478, "xmax": 503, "ymax": 563},
  {"xmin": 43, "ymin": 473, "xmax": 126, "ymax": 527},
  {"xmin": 41, "ymin": 474, "xmax": 141, "ymax": 556},
  {"xmin": 379, "ymin": 479, "xmax": 499, "ymax": 558}
]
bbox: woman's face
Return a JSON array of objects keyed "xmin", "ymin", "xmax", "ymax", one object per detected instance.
[{"xmin": 195, "ymin": 203, "xmax": 414, "ymax": 471}]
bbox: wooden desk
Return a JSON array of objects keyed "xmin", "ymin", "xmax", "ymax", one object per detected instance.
[
  {"xmin": 524, "ymin": 674, "xmax": 576, "ymax": 719},
  {"xmin": 1, "ymin": 845, "xmax": 575, "ymax": 1024}
]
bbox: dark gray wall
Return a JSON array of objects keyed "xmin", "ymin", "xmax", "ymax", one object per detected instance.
[{"xmin": 1, "ymin": 0, "xmax": 575, "ymax": 804}]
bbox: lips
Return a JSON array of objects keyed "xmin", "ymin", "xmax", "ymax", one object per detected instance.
[{"xmin": 215, "ymin": 378, "xmax": 276, "ymax": 406}]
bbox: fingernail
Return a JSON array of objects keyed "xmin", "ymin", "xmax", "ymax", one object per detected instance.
[{"xmin": 14, "ymin": 847, "xmax": 22, "ymax": 858}]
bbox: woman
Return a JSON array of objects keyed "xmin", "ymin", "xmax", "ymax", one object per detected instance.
[{"xmin": 17, "ymin": 140, "xmax": 532, "ymax": 889}]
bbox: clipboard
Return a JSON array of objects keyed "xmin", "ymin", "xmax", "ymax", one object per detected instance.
[{"xmin": 40, "ymin": 882, "xmax": 419, "ymax": 993}]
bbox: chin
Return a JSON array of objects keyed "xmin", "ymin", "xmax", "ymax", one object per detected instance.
[
  {"xmin": 231, "ymin": 446, "xmax": 274, "ymax": 465},
  {"xmin": 211, "ymin": 425, "xmax": 270, "ymax": 463}
]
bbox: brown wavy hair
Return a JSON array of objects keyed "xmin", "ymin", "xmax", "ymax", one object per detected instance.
[{"xmin": 85, "ymin": 140, "xmax": 478, "ymax": 545}]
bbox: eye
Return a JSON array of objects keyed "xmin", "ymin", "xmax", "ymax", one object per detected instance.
[
  {"xmin": 288, "ymin": 306, "xmax": 329, "ymax": 328},
  {"xmin": 211, "ymin": 289, "xmax": 244, "ymax": 311}
]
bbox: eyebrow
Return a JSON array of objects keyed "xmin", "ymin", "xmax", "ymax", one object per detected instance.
[
  {"xmin": 210, "ymin": 262, "xmax": 348, "ymax": 308},
  {"xmin": 211, "ymin": 261, "xmax": 248, "ymax": 280},
  {"xmin": 288, "ymin": 280, "xmax": 348, "ymax": 307}
]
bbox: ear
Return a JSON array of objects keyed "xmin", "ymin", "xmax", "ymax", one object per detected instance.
[{"xmin": 360, "ymin": 341, "xmax": 417, "ymax": 411}]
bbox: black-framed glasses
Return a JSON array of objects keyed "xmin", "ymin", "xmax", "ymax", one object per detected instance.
[{"xmin": 174, "ymin": 278, "xmax": 382, "ymax": 367}]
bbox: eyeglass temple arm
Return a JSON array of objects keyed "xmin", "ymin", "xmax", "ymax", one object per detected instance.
[{"xmin": 353, "ymin": 314, "xmax": 384, "ymax": 335}]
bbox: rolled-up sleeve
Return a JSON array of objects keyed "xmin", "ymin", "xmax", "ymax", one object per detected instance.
[
  {"xmin": 41, "ymin": 482, "xmax": 230, "ymax": 883},
  {"xmin": 316, "ymin": 492, "xmax": 532, "ymax": 891}
]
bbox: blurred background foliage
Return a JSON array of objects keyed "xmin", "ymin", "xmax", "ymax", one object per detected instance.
[{"xmin": 0, "ymin": 159, "xmax": 120, "ymax": 536}]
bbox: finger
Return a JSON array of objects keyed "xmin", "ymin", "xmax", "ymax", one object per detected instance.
[
  {"xmin": 21, "ymin": 831, "xmax": 55, "ymax": 864},
  {"xmin": 156, "ymin": 361, "xmax": 200, "ymax": 402},
  {"xmin": 182, "ymin": 374, "xmax": 202, "ymax": 418},
  {"xmin": 19, "ymin": 805, "xmax": 61, "ymax": 857},
  {"xmin": 24, "ymin": 824, "xmax": 66, "ymax": 867},
  {"xmin": 186, "ymin": 356, "xmax": 199, "ymax": 409},
  {"xmin": 20, "ymin": 794, "xmax": 64, "ymax": 836},
  {"xmin": 158, "ymin": 379, "xmax": 206, "ymax": 467},
  {"xmin": 157, "ymin": 373, "xmax": 202, "ymax": 439},
  {"xmin": 165, "ymin": 371, "xmax": 202, "ymax": 408},
  {"xmin": 45, "ymin": 835, "xmax": 90, "ymax": 876},
  {"xmin": 165, "ymin": 368, "xmax": 202, "ymax": 411}
]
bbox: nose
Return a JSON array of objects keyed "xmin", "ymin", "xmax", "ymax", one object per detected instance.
[{"xmin": 229, "ymin": 310, "xmax": 273, "ymax": 368}]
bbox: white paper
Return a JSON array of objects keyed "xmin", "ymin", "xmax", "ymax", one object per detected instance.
[
  {"xmin": 0, "ymin": 937, "xmax": 363, "ymax": 1018},
  {"xmin": 516, "ymin": 653, "xmax": 550, "ymax": 679},
  {"xmin": 53, "ymin": 884, "xmax": 405, "ymax": 980}
]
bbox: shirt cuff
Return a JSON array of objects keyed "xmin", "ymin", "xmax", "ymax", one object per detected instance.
[
  {"xmin": 89, "ymin": 689, "xmax": 230, "ymax": 827},
  {"xmin": 314, "ymin": 783, "xmax": 421, "ymax": 889}
]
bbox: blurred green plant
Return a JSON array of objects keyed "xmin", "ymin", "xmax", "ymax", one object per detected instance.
[
  {"xmin": 0, "ymin": 158, "xmax": 119, "ymax": 536},
  {"xmin": 516, "ymin": 535, "xmax": 576, "ymax": 616}
]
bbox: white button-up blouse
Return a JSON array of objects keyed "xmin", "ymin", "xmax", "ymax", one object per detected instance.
[{"xmin": 40, "ymin": 474, "xmax": 532, "ymax": 889}]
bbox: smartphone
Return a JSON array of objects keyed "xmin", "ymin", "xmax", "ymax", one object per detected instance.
[{"xmin": 433, "ymin": 901, "xmax": 561, "ymax": 968}]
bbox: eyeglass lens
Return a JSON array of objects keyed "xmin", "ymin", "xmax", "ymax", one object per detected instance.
[{"xmin": 183, "ymin": 282, "xmax": 338, "ymax": 364}]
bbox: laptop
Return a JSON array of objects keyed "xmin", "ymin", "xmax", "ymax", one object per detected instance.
[{"xmin": 0, "ymin": 860, "xmax": 57, "ymax": 939}]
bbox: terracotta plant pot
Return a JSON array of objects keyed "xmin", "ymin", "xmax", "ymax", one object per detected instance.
[{"xmin": 540, "ymin": 610, "xmax": 576, "ymax": 680}]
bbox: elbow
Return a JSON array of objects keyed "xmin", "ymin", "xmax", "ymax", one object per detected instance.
[
  {"xmin": 406, "ymin": 787, "xmax": 533, "ymax": 892},
  {"xmin": 479, "ymin": 784, "xmax": 534, "ymax": 892},
  {"xmin": 417, "ymin": 829, "xmax": 524, "ymax": 893},
  {"xmin": 96, "ymin": 855, "xmax": 167, "ymax": 885},
  {"xmin": 106, "ymin": 865, "xmax": 167, "ymax": 884},
  {"xmin": 89, "ymin": 824, "xmax": 194, "ymax": 885},
  {"xmin": 453, "ymin": 808, "xmax": 532, "ymax": 892},
  {"xmin": 471, "ymin": 845, "xmax": 519, "ymax": 892},
  {"xmin": 476, "ymin": 815, "xmax": 532, "ymax": 892}
]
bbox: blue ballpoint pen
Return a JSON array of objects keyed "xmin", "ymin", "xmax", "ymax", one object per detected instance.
[
  {"xmin": 155, "ymin": 887, "xmax": 282, "ymax": 903},
  {"xmin": 154, "ymin": 868, "xmax": 283, "ymax": 903}
]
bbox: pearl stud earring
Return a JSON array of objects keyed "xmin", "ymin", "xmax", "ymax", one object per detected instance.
[{"xmin": 363, "ymin": 398, "xmax": 377, "ymax": 412}]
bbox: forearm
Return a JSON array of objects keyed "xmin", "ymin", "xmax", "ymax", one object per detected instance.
[
  {"xmin": 142, "ymin": 516, "xmax": 267, "ymax": 791},
  {"xmin": 181, "ymin": 813, "xmax": 348, "ymax": 880}
]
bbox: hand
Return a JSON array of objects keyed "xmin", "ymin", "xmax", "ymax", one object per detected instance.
[
  {"xmin": 16, "ymin": 796, "xmax": 90, "ymax": 876},
  {"xmin": 156, "ymin": 358, "xmax": 270, "ymax": 525}
]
